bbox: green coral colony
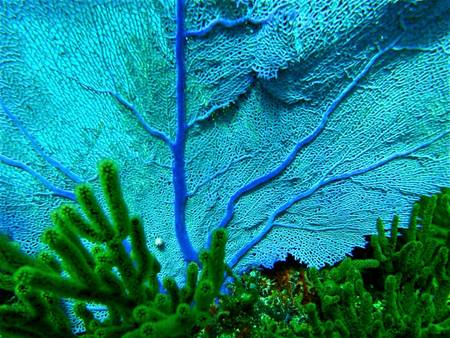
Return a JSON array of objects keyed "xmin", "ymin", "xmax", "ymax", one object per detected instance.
[
  {"xmin": 0, "ymin": 160, "xmax": 448, "ymax": 337},
  {"xmin": 0, "ymin": 160, "xmax": 228, "ymax": 337}
]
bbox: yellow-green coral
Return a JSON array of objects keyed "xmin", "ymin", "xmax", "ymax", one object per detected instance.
[{"xmin": 0, "ymin": 159, "xmax": 229, "ymax": 337}]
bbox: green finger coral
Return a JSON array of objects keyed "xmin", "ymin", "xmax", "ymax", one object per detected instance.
[
  {"xmin": 226, "ymin": 188, "xmax": 449, "ymax": 338},
  {"xmin": 0, "ymin": 159, "xmax": 229, "ymax": 337},
  {"xmin": 1, "ymin": 160, "xmax": 448, "ymax": 337}
]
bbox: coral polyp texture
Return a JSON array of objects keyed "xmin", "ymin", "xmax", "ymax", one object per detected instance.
[
  {"xmin": 228, "ymin": 189, "xmax": 450, "ymax": 337},
  {"xmin": 0, "ymin": 159, "xmax": 229, "ymax": 337},
  {"xmin": 1, "ymin": 0, "xmax": 449, "ymax": 281}
]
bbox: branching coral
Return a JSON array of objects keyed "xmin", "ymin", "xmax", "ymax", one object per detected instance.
[
  {"xmin": 0, "ymin": 158, "xmax": 448, "ymax": 337},
  {"xmin": 217, "ymin": 189, "xmax": 449, "ymax": 338},
  {"xmin": 0, "ymin": 159, "xmax": 229, "ymax": 337}
]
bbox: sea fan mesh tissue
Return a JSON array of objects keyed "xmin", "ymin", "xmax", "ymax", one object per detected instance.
[{"xmin": 1, "ymin": 0, "xmax": 449, "ymax": 283}]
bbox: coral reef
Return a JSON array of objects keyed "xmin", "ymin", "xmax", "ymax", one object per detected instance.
[
  {"xmin": 1, "ymin": 0, "xmax": 449, "ymax": 280},
  {"xmin": 0, "ymin": 159, "xmax": 448, "ymax": 337},
  {"xmin": 0, "ymin": 160, "xmax": 228, "ymax": 337},
  {"xmin": 216, "ymin": 189, "xmax": 449, "ymax": 337}
]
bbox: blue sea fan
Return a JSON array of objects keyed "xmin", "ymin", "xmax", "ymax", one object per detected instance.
[{"xmin": 0, "ymin": 0, "xmax": 449, "ymax": 285}]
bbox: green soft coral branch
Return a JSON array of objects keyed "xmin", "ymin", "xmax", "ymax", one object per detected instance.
[
  {"xmin": 0, "ymin": 159, "xmax": 230, "ymax": 337},
  {"xmin": 294, "ymin": 188, "xmax": 450, "ymax": 337},
  {"xmin": 1, "ymin": 159, "xmax": 448, "ymax": 337},
  {"xmin": 226, "ymin": 188, "xmax": 449, "ymax": 338}
]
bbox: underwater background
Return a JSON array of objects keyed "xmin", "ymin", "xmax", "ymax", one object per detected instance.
[{"xmin": 0, "ymin": 0, "xmax": 449, "ymax": 336}]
